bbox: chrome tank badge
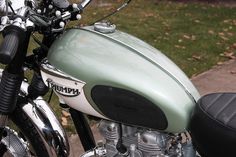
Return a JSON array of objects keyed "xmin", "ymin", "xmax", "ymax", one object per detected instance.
[
  {"xmin": 40, "ymin": 59, "xmax": 85, "ymax": 98},
  {"xmin": 46, "ymin": 79, "xmax": 80, "ymax": 97},
  {"xmin": 40, "ymin": 59, "xmax": 107, "ymax": 119}
]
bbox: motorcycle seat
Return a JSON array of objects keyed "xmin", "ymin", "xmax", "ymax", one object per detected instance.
[
  {"xmin": 199, "ymin": 93, "xmax": 236, "ymax": 129},
  {"xmin": 189, "ymin": 93, "xmax": 236, "ymax": 157}
]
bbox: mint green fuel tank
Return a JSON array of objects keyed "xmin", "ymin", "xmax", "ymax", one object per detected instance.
[{"xmin": 47, "ymin": 26, "xmax": 200, "ymax": 133}]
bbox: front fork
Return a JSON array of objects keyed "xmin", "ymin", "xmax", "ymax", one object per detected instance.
[
  {"xmin": 0, "ymin": 31, "xmax": 30, "ymax": 139},
  {"xmin": 0, "ymin": 74, "xmax": 70, "ymax": 157}
]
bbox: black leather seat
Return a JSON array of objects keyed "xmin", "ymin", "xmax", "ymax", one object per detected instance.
[{"xmin": 189, "ymin": 93, "xmax": 236, "ymax": 157}]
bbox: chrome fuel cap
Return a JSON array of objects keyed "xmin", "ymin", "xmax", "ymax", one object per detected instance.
[{"xmin": 94, "ymin": 21, "xmax": 116, "ymax": 34}]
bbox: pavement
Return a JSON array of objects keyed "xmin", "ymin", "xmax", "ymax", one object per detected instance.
[
  {"xmin": 192, "ymin": 59, "xmax": 236, "ymax": 95},
  {"xmin": 68, "ymin": 59, "xmax": 236, "ymax": 156}
]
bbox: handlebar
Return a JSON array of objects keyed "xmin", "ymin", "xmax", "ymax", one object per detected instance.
[
  {"xmin": 0, "ymin": 25, "xmax": 25, "ymax": 64},
  {"xmin": 0, "ymin": 0, "xmax": 94, "ymax": 65},
  {"xmin": 0, "ymin": 0, "xmax": 94, "ymax": 119}
]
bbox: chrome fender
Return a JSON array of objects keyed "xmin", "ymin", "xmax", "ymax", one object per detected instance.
[{"xmin": 20, "ymin": 81, "xmax": 70, "ymax": 157}]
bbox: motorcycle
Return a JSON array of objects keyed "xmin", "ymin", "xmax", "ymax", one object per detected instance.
[{"xmin": 0, "ymin": 0, "xmax": 234, "ymax": 157}]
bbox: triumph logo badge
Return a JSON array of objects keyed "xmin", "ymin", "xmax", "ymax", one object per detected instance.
[{"xmin": 46, "ymin": 79, "xmax": 80, "ymax": 97}]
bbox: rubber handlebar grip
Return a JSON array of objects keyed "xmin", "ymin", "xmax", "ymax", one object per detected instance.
[{"xmin": 0, "ymin": 26, "xmax": 24, "ymax": 64}]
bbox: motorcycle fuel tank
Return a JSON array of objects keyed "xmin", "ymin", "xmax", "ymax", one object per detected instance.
[{"xmin": 46, "ymin": 26, "xmax": 200, "ymax": 133}]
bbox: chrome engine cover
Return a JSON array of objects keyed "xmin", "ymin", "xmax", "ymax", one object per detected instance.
[
  {"xmin": 81, "ymin": 120, "xmax": 196, "ymax": 157},
  {"xmin": 98, "ymin": 120, "xmax": 168, "ymax": 157}
]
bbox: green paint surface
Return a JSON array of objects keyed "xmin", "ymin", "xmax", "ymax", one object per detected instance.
[{"xmin": 48, "ymin": 27, "xmax": 200, "ymax": 133}]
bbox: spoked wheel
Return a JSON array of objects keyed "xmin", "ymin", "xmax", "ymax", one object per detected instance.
[
  {"xmin": 0, "ymin": 127, "xmax": 31, "ymax": 157},
  {"xmin": 0, "ymin": 105, "xmax": 51, "ymax": 157}
]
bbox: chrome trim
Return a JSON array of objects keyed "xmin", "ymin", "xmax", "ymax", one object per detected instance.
[
  {"xmin": 40, "ymin": 59, "xmax": 85, "ymax": 84},
  {"xmin": 16, "ymin": 6, "xmax": 29, "ymax": 17},
  {"xmin": 20, "ymin": 81, "xmax": 70, "ymax": 157},
  {"xmin": 80, "ymin": 0, "xmax": 92, "ymax": 9},
  {"xmin": 0, "ymin": 0, "xmax": 25, "ymax": 14}
]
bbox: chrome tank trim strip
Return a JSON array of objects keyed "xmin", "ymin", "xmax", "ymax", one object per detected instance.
[{"xmin": 40, "ymin": 59, "xmax": 85, "ymax": 83}]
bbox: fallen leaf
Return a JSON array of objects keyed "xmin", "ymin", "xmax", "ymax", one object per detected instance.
[
  {"xmin": 185, "ymin": 13, "xmax": 192, "ymax": 17},
  {"xmin": 223, "ymin": 52, "xmax": 235, "ymax": 59},
  {"xmin": 219, "ymin": 53, "xmax": 224, "ymax": 57},
  {"xmin": 62, "ymin": 110, "xmax": 70, "ymax": 118},
  {"xmin": 62, "ymin": 121, "xmax": 68, "ymax": 126},
  {"xmin": 178, "ymin": 39, "xmax": 183, "ymax": 43},
  {"xmin": 183, "ymin": 35, "xmax": 191, "ymax": 39},
  {"xmin": 163, "ymin": 37, "xmax": 169, "ymax": 40},
  {"xmin": 210, "ymin": 4, "xmax": 216, "ymax": 7},
  {"xmin": 61, "ymin": 117, "xmax": 67, "ymax": 122},
  {"xmin": 208, "ymin": 30, "xmax": 215, "ymax": 35},
  {"xmin": 219, "ymin": 36, "xmax": 229, "ymax": 41},
  {"xmin": 194, "ymin": 20, "xmax": 200, "ymax": 23},
  {"xmin": 174, "ymin": 45, "xmax": 185, "ymax": 49},
  {"xmin": 223, "ymin": 20, "xmax": 231, "ymax": 23},
  {"xmin": 192, "ymin": 55, "xmax": 202, "ymax": 60},
  {"xmin": 187, "ymin": 58, "xmax": 193, "ymax": 61},
  {"xmin": 61, "ymin": 117, "xmax": 68, "ymax": 126},
  {"xmin": 191, "ymin": 35, "xmax": 196, "ymax": 40},
  {"xmin": 144, "ymin": 13, "xmax": 155, "ymax": 18},
  {"xmin": 223, "ymin": 28, "xmax": 228, "ymax": 32},
  {"xmin": 218, "ymin": 32, "xmax": 225, "ymax": 36},
  {"xmin": 175, "ymin": 45, "xmax": 181, "ymax": 48},
  {"xmin": 232, "ymin": 43, "xmax": 236, "ymax": 49},
  {"xmin": 227, "ymin": 32, "xmax": 233, "ymax": 36},
  {"xmin": 230, "ymin": 71, "xmax": 236, "ymax": 74},
  {"xmin": 217, "ymin": 62, "xmax": 224, "ymax": 65}
]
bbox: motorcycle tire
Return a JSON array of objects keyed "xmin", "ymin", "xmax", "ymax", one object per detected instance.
[{"xmin": 5, "ymin": 104, "xmax": 50, "ymax": 157}]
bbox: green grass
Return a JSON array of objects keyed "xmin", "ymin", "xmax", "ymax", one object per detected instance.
[{"xmin": 71, "ymin": 0, "xmax": 236, "ymax": 77}]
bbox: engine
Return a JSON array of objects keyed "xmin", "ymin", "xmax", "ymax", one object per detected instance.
[{"xmin": 81, "ymin": 120, "xmax": 197, "ymax": 157}]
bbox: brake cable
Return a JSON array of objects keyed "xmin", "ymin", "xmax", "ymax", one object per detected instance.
[
  {"xmin": 89, "ymin": 0, "xmax": 132, "ymax": 25},
  {"xmin": 8, "ymin": 2, "xmax": 15, "ymax": 15}
]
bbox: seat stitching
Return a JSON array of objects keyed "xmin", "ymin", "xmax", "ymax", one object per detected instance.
[
  {"xmin": 215, "ymin": 95, "xmax": 236, "ymax": 119},
  {"xmin": 205, "ymin": 94, "xmax": 223, "ymax": 111}
]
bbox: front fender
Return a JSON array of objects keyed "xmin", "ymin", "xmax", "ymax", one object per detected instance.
[
  {"xmin": 20, "ymin": 81, "xmax": 70, "ymax": 157},
  {"xmin": 21, "ymin": 96, "xmax": 70, "ymax": 157}
]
